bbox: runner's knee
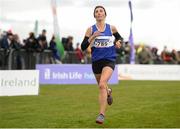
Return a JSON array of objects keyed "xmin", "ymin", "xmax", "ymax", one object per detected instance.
[{"xmin": 99, "ymin": 81, "xmax": 107, "ymax": 90}]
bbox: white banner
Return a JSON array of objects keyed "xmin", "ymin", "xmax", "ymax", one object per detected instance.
[
  {"xmin": 0, "ymin": 70, "xmax": 39, "ymax": 96},
  {"xmin": 118, "ymin": 65, "xmax": 180, "ymax": 80}
]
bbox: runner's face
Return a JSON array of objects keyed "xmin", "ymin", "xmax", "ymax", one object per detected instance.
[{"xmin": 94, "ymin": 7, "xmax": 106, "ymax": 21}]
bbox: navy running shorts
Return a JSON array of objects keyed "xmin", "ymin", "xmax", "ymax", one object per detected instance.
[{"xmin": 92, "ymin": 59, "xmax": 115, "ymax": 74}]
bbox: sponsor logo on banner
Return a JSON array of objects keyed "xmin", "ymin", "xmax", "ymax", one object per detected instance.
[
  {"xmin": 0, "ymin": 70, "xmax": 39, "ymax": 96},
  {"xmin": 36, "ymin": 64, "xmax": 118, "ymax": 84}
]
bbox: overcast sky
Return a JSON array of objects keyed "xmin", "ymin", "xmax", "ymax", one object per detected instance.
[{"xmin": 0, "ymin": 0, "xmax": 180, "ymax": 52}]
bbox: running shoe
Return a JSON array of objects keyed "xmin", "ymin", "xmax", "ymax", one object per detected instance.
[{"xmin": 96, "ymin": 114, "xmax": 105, "ymax": 124}]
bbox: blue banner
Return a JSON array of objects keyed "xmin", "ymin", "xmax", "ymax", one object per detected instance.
[{"xmin": 36, "ymin": 64, "xmax": 118, "ymax": 84}]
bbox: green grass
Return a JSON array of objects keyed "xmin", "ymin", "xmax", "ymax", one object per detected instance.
[{"xmin": 0, "ymin": 81, "xmax": 180, "ymax": 128}]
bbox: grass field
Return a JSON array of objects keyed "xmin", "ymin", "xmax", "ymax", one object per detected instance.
[{"xmin": 0, "ymin": 81, "xmax": 180, "ymax": 128}]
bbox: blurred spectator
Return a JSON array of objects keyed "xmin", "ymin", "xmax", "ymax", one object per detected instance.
[
  {"xmin": 0, "ymin": 31, "xmax": 7, "ymax": 48},
  {"xmin": 37, "ymin": 29, "xmax": 48, "ymax": 52},
  {"xmin": 171, "ymin": 49, "xmax": 180, "ymax": 64},
  {"xmin": 12, "ymin": 34, "xmax": 24, "ymax": 69},
  {"xmin": 75, "ymin": 43, "xmax": 84, "ymax": 63},
  {"xmin": 115, "ymin": 45, "xmax": 125, "ymax": 64},
  {"xmin": 151, "ymin": 47, "xmax": 163, "ymax": 64},
  {"xmin": 24, "ymin": 32, "xmax": 38, "ymax": 52},
  {"xmin": 124, "ymin": 41, "xmax": 131, "ymax": 63},
  {"xmin": 0, "ymin": 32, "xmax": 22, "ymax": 50},
  {"xmin": 64, "ymin": 36, "xmax": 74, "ymax": 51},
  {"xmin": 38, "ymin": 29, "xmax": 47, "ymax": 42},
  {"xmin": 0, "ymin": 32, "xmax": 14, "ymax": 49},
  {"xmin": 178, "ymin": 51, "xmax": 180, "ymax": 64},
  {"xmin": 49, "ymin": 35, "xmax": 61, "ymax": 64},
  {"xmin": 35, "ymin": 30, "xmax": 48, "ymax": 64},
  {"xmin": 0, "ymin": 32, "xmax": 24, "ymax": 69},
  {"xmin": 161, "ymin": 46, "xmax": 173, "ymax": 64},
  {"xmin": 137, "ymin": 45, "xmax": 153, "ymax": 64},
  {"xmin": 13, "ymin": 34, "xmax": 23, "ymax": 50},
  {"xmin": 0, "ymin": 29, "xmax": 2, "ymax": 39},
  {"xmin": 62, "ymin": 37, "xmax": 68, "ymax": 48}
]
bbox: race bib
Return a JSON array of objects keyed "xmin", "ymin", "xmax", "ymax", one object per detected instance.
[{"xmin": 92, "ymin": 36, "xmax": 114, "ymax": 48}]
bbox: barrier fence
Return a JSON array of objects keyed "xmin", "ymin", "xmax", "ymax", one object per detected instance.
[
  {"xmin": 0, "ymin": 49, "xmax": 54, "ymax": 70},
  {"xmin": 0, "ymin": 48, "xmax": 123, "ymax": 70}
]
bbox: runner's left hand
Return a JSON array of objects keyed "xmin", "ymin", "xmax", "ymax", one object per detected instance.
[{"xmin": 115, "ymin": 40, "xmax": 122, "ymax": 48}]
